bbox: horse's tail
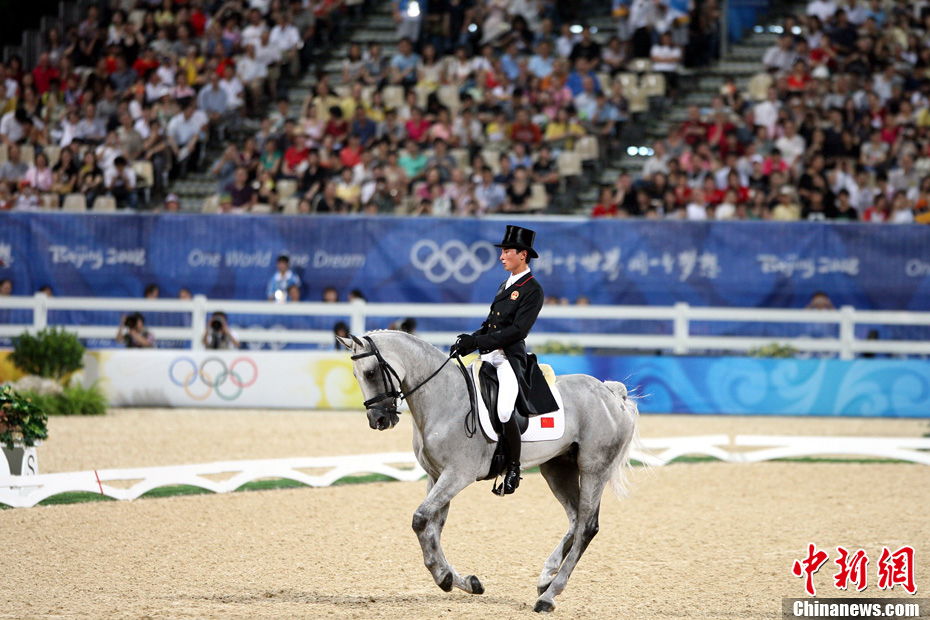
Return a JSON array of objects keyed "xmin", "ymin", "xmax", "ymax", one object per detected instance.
[{"xmin": 603, "ymin": 380, "xmax": 647, "ymax": 499}]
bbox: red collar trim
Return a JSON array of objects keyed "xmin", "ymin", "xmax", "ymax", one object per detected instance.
[{"xmin": 515, "ymin": 275, "xmax": 534, "ymax": 287}]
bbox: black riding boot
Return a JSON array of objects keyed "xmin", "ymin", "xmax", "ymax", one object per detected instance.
[{"xmin": 493, "ymin": 413, "xmax": 522, "ymax": 496}]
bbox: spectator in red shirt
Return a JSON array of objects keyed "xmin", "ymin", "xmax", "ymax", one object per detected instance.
[
  {"xmin": 132, "ymin": 48, "xmax": 160, "ymax": 78},
  {"xmin": 509, "ymin": 108, "xmax": 543, "ymax": 146},
  {"xmin": 762, "ymin": 149, "xmax": 789, "ymax": 176},
  {"xmin": 323, "ymin": 106, "xmax": 348, "ymax": 146},
  {"xmin": 32, "ymin": 53, "xmax": 59, "ymax": 95},
  {"xmin": 724, "ymin": 170, "xmax": 750, "ymax": 204},
  {"xmin": 282, "ymin": 134, "xmax": 310, "ymax": 178},
  {"xmin": 339, "ymin": 134, "xmax": 363, "ymax": 168},
  {"xmin": 591, "ymin": 186, "xmax": 619, "ymax": 217},
  {"xmin": 786, "ymin": 59, "xmax": 811, "ymax": 94},
  {"xmin": 189, "ymin": 7, "xmax": 207, "ymax": 36},
  {"xmin": 680, "ymin": 105, "xmax": 707, "ymax": 147},
  {"xmin": 706, "ymin": 111, "xmax": 736, "ymax": 153},
  {"xmin": 405, "ymin": 106, "xmax": 432, "ymax": 144}
]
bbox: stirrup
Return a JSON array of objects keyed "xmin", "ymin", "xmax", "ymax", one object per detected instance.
[{"xmin": 491, "ymin": 464, "xmax": 521, "ymax": 496}]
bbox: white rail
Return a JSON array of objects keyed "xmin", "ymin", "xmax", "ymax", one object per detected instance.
[{"xmin": 1, "ymin": 294, "xmax": 929, "ymax": 360}]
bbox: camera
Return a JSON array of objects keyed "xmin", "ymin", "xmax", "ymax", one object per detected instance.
[{"xmin": 211, "ymin": 318, "xmax": 223, "ymax": 331}]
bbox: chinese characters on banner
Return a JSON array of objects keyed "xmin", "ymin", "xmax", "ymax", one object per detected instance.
[
  {"xmin": 793, "ymin": 544, "xmax": 916, "ymax": 597},
  {"xmin": 532, "ymin": 247, "xmax": 722, "ymax": 282}
]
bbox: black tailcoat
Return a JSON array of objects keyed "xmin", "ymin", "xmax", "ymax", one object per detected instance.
[{"xmin": 472, "ymin": 272, "xmax": 559, "ymax": 416}]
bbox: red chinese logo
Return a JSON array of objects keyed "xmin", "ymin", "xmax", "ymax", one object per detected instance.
[
  {"xmin": 793, "ymin": 543, "xmax": 830, "ymax": 596},
  {"xmin": 834, "ymin": 547, "xmax": 869, "ymax": 592},
  {"xmin": 878, "ymin": 546, "xmax": 916, "ymax": 595},
  {"xmin": 793, "ymin": 544, "xmax": 916, "ymax": 596}
]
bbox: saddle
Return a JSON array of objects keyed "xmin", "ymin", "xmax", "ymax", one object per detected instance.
[{"xmin": 474, "ymin": 361, "xmax": 557, "ymax": 481}]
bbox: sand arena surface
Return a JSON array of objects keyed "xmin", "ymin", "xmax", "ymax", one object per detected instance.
[{"xmin": 2, "ymin": 409, "xmax": 929, "ymax": 619}]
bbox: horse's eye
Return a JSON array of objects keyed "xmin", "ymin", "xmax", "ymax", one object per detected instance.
[{"xmin": 364, "ymin": 369, "xmax": 375, "ymax": 379}]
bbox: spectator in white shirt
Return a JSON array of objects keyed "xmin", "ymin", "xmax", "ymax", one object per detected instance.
[
  {"xmin": 753, "ymin": 86, "xmax": 781, "ymax": 138},
  {"xmin": 237, "ymin": 44, "xmax": 269, "ymax": 116},
  {"xmin": 555, "ymin": 23, "xmax": 579, "ymax": 58},
  {"xmin": 0, "ymin": 108, "xmax": 30, "ymax": 145},
  {"xmin": 256, "ymin": 29, "xmax": 282, "ymax": 99},
  {"xmin": 774, "ymin": 119, "xmax": 807, "ymax": 169},
  {"xmin": 156, "ymin": 55, "xmax": 177, "ymax": 90},
  {"xmin": 95, "ymin": 131, "xmax": 124, "ymax": 174},
  {"xmin": 649, "ymin": 32, "xmax": 682, "ymax": 95},
  {"xmin": 145, "ymin": 71, "xmax": 171, "ymax": 103},
  {"xmin": 641, "ymin": 140, "xmax": 670, "ymax": 178},
  {"xmin": 133, "ymin": 106, "xmax": 154, "ymax": 140},
  {"xmin": 807, "ymin": 0, "xmax": 838, "ymax": 22},
  {"xmin": 762, "ymin": 34, "xmax": 797, "ymax": 73},
  {"xmin": 219, "ymin": 64, "xmax": 245, "ymax": 112},
  {"xmin": 167, "ymin": 101, "xmax": 205, "ymax": 178},
  {"xmin": 75, "ymin": 103, "xmax": 107, "ymax": 144},
  {"xmin": 269, "ymin": 13, "xmax": 302, "ymax": 75},
  {"xmin": 241, "ymin": 8, "xmax": 268, "ymax": 50},
  {"xmin": 840, "ymin": 0, "xmax": 868, "ymax": 24}
]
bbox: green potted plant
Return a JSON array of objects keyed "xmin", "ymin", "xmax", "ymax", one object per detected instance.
[
  {"xmin": 0, "ymin": 385, "xmax": 48, "ymax": 477},
  {"xmin": 7, "ymin": 327, "xmax": 107, "ymax": 416}
]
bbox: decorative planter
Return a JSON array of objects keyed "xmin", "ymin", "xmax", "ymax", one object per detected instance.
[{"xmin": 0, "ymin": 442, "xmax": 39, "ymax": 477}]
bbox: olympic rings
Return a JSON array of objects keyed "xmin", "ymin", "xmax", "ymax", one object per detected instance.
[
  {"xmin": 229, "ymin": 357, "xmax": 258, "ymax": 388},
  {"xmin": 168, "ymin": 357, "xmax": 198, "ymax": 387},
  {"xmin": 183, "ymin": 369, "xmax": 213, "ymax": 401},
  {"xmin": 410, "ymin": 240, "xmax": 498, "ymax": 284},
  {"xmin": 214, "ymin": 371, "xmax": 243, "ymax": 401},
  {"xmin": 168, "ymin": 355, "xmax": 259, "ymax": 401}
]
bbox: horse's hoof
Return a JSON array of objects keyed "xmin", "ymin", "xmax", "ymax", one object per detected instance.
[
  {"xmin": 468, "ymin": 575, "xmax": 484, "ymax": 595},
  {"xmin": 439, "ymin": 572, "xmax": 453, "ymax": 592},
  {"xmin": 534, "ymin": 599, "xmax": 555, "ymax": 613}
]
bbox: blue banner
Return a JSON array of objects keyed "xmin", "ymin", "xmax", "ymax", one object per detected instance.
[
  {"xmin": 543, "ymin": 355, "xmax": 930, "ymax": 417},
  {"xmin": 2, "ymin": 214, "xmax": 930, "ymax": 312}
]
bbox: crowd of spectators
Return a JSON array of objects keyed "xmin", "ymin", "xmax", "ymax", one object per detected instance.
[
  {"xmin": 592, "ymin": 0, "xmax": 930, "ymax": 223},
  {"xmin": 0, "ymin": 0, "xmax": 343, "ymax": 211},
  {"xmin": 0, "ymin": 0, "xmax": 716, "ymax": 215},
  {"xmin": 5, "ymin": 0, "xmax": 925, "ymax": 223},
  {"xmin": 204, "ymin": 0, "xmax": 724, "ymax": 215}
]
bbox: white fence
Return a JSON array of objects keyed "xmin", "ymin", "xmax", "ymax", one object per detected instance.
[{"xmin": 2, "ymin": 294, "xmax": 930, "ymax": 360}]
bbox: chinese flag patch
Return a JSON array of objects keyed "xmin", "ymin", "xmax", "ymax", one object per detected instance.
[{"xmin": 540, "ymin": 417, "xmax": 554, "ymax": 428}]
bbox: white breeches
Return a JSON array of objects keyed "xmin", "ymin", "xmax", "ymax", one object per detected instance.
[{"xmin": 481, "ymin": 350, "xmax": 518, "ymax": 423}]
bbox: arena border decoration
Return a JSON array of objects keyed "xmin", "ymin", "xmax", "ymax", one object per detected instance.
[{"xmin": 1, "ymin": 435, "xmax": 929, "ymax": 508}]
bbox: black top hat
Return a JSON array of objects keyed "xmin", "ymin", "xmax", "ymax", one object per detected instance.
[{"xmin": 494, "ymin": 225, "xmax": 538, "ymax": 259}]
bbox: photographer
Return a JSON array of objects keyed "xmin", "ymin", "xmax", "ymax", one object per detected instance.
[
  {"xmin": 117, "ymin": 312, "xmax": 155, "ymax": 348},
  {"xmin": 202, "ymin": 312, "xmax": 240, "ymax": 350}
]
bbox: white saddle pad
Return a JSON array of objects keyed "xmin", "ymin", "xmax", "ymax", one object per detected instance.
[{"xmin": 471, "ymin": 361, "xmax": 566, "ymax": 443}]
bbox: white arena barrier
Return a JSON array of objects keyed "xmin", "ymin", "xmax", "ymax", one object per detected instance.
[{"xmin": 1, "ymin": 435, "xmax": 928, "ymax": 508}]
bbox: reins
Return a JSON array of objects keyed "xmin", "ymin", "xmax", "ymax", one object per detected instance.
[{"xmin": 352, "ymin": 335, "xmax": 478, "ymax": 438}]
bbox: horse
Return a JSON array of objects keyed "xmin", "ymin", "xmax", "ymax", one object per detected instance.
[{"xmin": 337, "ymin": 330, "xmax": 641, "ymax": 613}]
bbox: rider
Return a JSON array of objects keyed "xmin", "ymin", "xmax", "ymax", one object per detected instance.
[{"xmin": 450, "ymin": 225, "xmax": 558, "ymax": 496}]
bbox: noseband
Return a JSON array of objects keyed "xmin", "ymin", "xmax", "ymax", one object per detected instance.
[{"xmin": 351, "ymin": 335, "xmax": 478, "ymax": 436}]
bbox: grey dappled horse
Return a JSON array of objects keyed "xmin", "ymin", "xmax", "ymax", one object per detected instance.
[{"xmin": 337, "ymin": 331, "xmax": 640, "ymax": 613}]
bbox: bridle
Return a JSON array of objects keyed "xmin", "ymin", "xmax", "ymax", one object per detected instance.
[{"xmin": 350, "ymin": 335, "xmax": 478, "ymax": 437}]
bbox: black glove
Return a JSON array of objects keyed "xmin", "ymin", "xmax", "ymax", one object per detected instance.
[{"xmin": 453, "ymin": 333, "xmax": 478, "ymax": 356}]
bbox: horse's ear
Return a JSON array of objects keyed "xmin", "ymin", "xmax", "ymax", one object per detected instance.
[
  {"xmin": 350, "ymin": 334, "xmax": 366, "ymax": 348},
  {"xmin": 335, "ymin": 335, "xmax": 355, "ymax": 351}
]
